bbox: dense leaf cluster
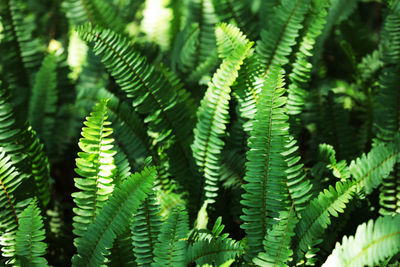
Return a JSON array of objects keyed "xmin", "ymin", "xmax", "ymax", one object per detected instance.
[{"xmin": 0, "ymin": 0, "xmax": 399, "ymax": 266}]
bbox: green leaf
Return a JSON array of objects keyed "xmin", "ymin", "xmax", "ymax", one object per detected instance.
[
  {"xmin": 152, "ymin": 207, "xmax": 189, "ymax": 267},
  {"xmin": 15, "ymin": 200, "xmax": 48, "ymax": 267},
  {"xmin": 323, "ymin": 214, "xmax": 400, "ymax": 267},
  {"xmin": 72, "ymin": 167, "xmax": 156, "ymax": 266}
]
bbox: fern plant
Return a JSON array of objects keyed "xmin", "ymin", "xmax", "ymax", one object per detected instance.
[{"xmin": 0, "ymin": 0, "xmax": 400, "ymax": 266}]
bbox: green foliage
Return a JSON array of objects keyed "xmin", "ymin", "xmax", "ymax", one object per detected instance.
[
  {"xmin": 72, "ymin": 99, "xmax": 116, "ymax": 242},
  {"xmin": 0, "ymin": 0, "xmax": 400, "ymax": 266},
  {"xmin": 323, "ymin": 214, "xmax": 400, "ymax": 267},
  {"xmin": 192, "ymin": 23, "xmax": 252, "ymax": 204},
  {"xmin": 15, "ymin": 200, "xmax": 48, "ymax": 267},
  {"xmin": 72, "ymin": 167, "xmax": 156, "ymax": 266},
  {"xmin": 152, "ymin": 207, "xmax": 189, "ymax": 267}
]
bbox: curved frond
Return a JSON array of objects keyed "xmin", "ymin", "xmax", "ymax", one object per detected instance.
[
  {"xmin": 15, "ymin": 200, "xmax": 48, "ymax": 266},
  {"xmin": 323, "ymin": 214, "xmax": 400, "ymax": 267},
  {"xmin": 192, "ymin": 23, "xmax": 252, "ymax": 203},
  {"xmin": 152, "ymin": 207, "xmax": 189, "ymax": 267},
  {"xmin": 72, "ymin": 99, "xmax": 116, "ymax": 241},
  {"xmin": 72, "ymin": 167, "xmax": 156, "ymax": 267},
  {"xmin": 240, "ymin": 68, "xmax": 290, "ymax": 260}
]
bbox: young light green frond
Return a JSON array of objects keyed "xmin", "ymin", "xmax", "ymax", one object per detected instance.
[
  {"xmin": 240, "ymin": 68, "xmax": 291, "ymax": 260},
  {"xmin": 77, "ymin": 24, "xmax": 198, "ymax": 199},
  {"xmin": 253, "ymin": 205, "xmax": 298, "ymax": 267},
  {"xmin": 192, "ymin": 23, "xmax": 252, "ymax": 203},
  {"xmin": 72, "ymin": 167, "xmax": 156, "ymax": 267},
  {"xmin": 131, "ymin": 191, "xmax": 162, "ymax": 265},
  {"xmin": 72, "ymin": 99, "xmax": 116, "ymax": 241},
  {"xmin": 28, "ymin": 53, "xmax": 58, "ymax": 150},
  {"xmin": 152, "ymin": 207, "xmax": 189, "ymax": 267},
  {"xmin": 15, "ymin": 200, "xmax": 48, "ymax": 267},
  {"xmin": 256, "ymin": 0, "xmax": 312, "ymax": 75},
  {"xmin": 186, "ymin": 237, "xmax": 243, "ymax": 266},
  {"xmin": 0, "ymin": 149, "xmax": 28, "ymax": 263},
  {"xmin": 323, "ymin": 214, "xmax": 400, "ymax": 267}
]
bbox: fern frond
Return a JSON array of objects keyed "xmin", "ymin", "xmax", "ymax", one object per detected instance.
[
  {"xmin": 213, "ymin": 0, "xmax": 259, "ymax": 40},
  {"xmin": 240, "ymin": 68, "xmax": 290, "ymax": 260},
  {"xmin": 253, "ymin": 205, "xmax": 298, "ymax": 267},
  {"xmin": 131, "ymin": 191, "xmax": 162, "ymax": 265},
  {"xmin": 374, "ymin": 5, "xmax": 400, "ymax": 215},
  {"xmin": 186, "ymin": 237, "xmax": 243, "ymax": 266},
  {"xmin": 152, "ymin": 207, "xmax": 189, "ymax": 267},
  {"xmin": 294, "ymin": 135, "xmax": 400, "ymax": 261},
  {"xmin": 177, "ymin": 0, "xmax": 219, "ymax": 75},
  {"xmin": 286, "ymin": 1, "xmax": 328, "ymax": 120},
  {"xmin": 294, "ymin": 180, "xmax": 355, "ymax": 262},
  {"xmin": 283, "ymin": 136, "xmax": 313, "ymax": 215},
  {"xmin": 63, "ymin": 0, "xmax": 124, "ymax": 32},
  {"xmin": 23, "ymin": 127, "xmax": 52, "ymax": 208},
  {"xmin": 318, "ymin": 143, "xmax": 351, "ymax": 180},
  {"xmin": 0, "ymin": 149, "xmax": 28, "ymax": 263},
  {"xmin": 28, "ymin": 53, "xmax": 58, "ymax": 150},
  {"xmin": 0, "ymin": 81, "xmax": 51, "ymax": 207},
  {"xmin": 0, "ymin": 0, "xmax": 44, "ymax": 121},
  {"xmin": 15, "ymin": 200, "xmax": 48, "ymax": 266},
  {"xmin": 312, "ymin": 0, "xmax": 358, "ymax": 67},
  {"xmin": 350, "ymin": 135, "xmax": 400, "ymax": 195},
  {"xmin": 192, "ymin": 23, "xmax": 252, "ymax": 204},
  {"xmin": 72, "ymin": 167, "xmax": 156, "ymax": 266},
  {"xmin": 233, "ymin": 54, "xmax": 263, "ymax": 132},
  {"xmin": 77, "ymin": 24, "xmax": 198, "ymax": 198},
  {"xmin": 108, "ymin": 230, "xmax": 136, "ymax": 267},
  {"xmin": 256, "ymin": 0, "xmax": 311, "ymax": 75},
  {"xmin": 72, "ymin": 99, "xmax": 116, "ymax": 241},
  {"xmin": 323, "ymin": 214, "xmax": 400, "ymax": 267}
]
